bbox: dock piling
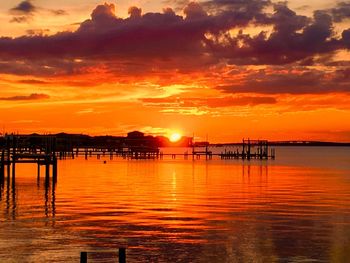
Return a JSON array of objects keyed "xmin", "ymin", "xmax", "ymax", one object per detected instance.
[
  {"xmin": 80, "ymin": 252, "xmax": 87, "ymax": 263},
  {"xmin": 0, "ymin": 151, "xmax": 4, "ymax": 180},
  {"xmin": 119, "ymin": 248, "xmax": 126, "ymax": 263},
  {"xmin": 37, "ymin": 163, "xmax": 40, "ymax": 178}
]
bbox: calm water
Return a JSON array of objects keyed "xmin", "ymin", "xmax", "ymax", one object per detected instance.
[{"xmin": 0, "ymin": 147, "xmax": 350, "ymax": 262}]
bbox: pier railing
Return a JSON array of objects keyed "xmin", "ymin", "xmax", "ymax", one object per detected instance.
[
  {"xmin": 0, "ymin": 135, "xmax": 276, "ymax": 182},
  {"xmin": 0, "ymin": 135, "xmax": 57, "ymax": 181}
]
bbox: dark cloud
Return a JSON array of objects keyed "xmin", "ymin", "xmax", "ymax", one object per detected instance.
[
  {"xmin": 10, "ymin": 16, "xmax": 30, "ymax": 23},
  {"xmin": 166, "ymin": 0, "xmax": 271, "ymax": 15},
  {"xmin": 26, "ymin": 29, "xmax": 50, "ymax": 36},
  {"xmin": 17, "ymin": 79, "xmax": 49, "ymax": 84},
  {"xmin": 217, "ymin": 68, "xmax": 350, "ymax": 94},
  {"xmin": 10, "ymin": 0, "xmax": 36, "ymax": 15},
  {"xmin": 0, "ymin": 93, "xmax": 49, "ymax": 101},
  {"xmin": 207, "ymin": 3, "xmax": 340, "ymax": 65},
  {"xmin": 128, "ymin": 6, "xmax": 142, "ymax": 19},
  {"xmin": 328, "ymin": 1, "xmax": 350, "ymax": 22},
  {"xmin": 9, "ymin": 1, "xmax": 67, "ymax": 23},
  {"xmin": 184, "ymin": 2, "xmax": 207, "ymax": 19},
  {"xmin": 0, "ymin": 59, "xmax": 90, "ymax": 76},
  {"xmin": 342, "ymin": 28, "xmax": 350, "ymax": 48},
  {"xmin": 202, "ymin": 0, "xmax": 271, "ymax": 13},
  {"xmin": 51, "ymin": 9, "xmax": 68, "ymax": 16},
  {"xmin": 0, "ymin": 1, "xmax": 349, "ymax": 95},
  {"xmin": 9, "ymin": 0, "xmax": 36, "ymax": 23},
  {"xmin": 141, "ymin": 95, "xmax": 277, "ymax": 107}
]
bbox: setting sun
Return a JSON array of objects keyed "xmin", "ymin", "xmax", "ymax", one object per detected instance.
[{"xmin": 169, "ymin": 132, "xmax": 182, "ymax": 142}]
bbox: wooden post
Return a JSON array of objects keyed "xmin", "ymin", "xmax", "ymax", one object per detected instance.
[
  {"xmin": 6, "ymin": 137, "xmax": 10, "ymax": 177},
  {"xmin": 11, "ymin": 136, "xmax": 16, "ymax": 177},
  {"xmin": 192, "ymin": 135, "xmax": 195, "ymax": 161},
  {"xmin": 119, "ymin": 248, "xmax": 126, "ymax": 263},
  {"xmin": 242, "ymin": 139, "xmax": 245, "ymax": 159},
  {"xmin": 247, "ymin": 138, "xmax": 251, "ymax": 160},
  {"xmin": 12, "ymin": 158, "xmax": 16, "ymax": 179},
  {"xmin": 80, "ymin": 252, "xmax": 87, "ymax": 263},
  {"xmin": 259, "ymin": 141, "xmax": 262, "ymax": 159},
  {"xmin": 45, "ymin": 156, "xmax": 50, "ymax": 179},
  {"xmin": 205, "ymin": 135, "xmax": 208, "ymax": 160},
  {"xmin": 0, "ymin": 150, "xmax": 4, "ymax": 180},
  {"xmin": 52, "ymin": 156, "xmax": 57, "ymax": 183}
]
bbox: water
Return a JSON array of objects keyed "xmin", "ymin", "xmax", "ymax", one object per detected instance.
[{"xmin": 0, "ymin": 147, "xmax": 350, "ymax": 262}]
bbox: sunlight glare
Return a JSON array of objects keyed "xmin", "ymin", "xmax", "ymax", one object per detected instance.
[{"xmin": 169, "ymin": 132, "xmax": 182, "ymax": 142}]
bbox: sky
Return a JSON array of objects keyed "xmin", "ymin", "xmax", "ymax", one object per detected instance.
[{"xmin": 0, "ymin": 0, "xmax": 350, "ymax": 142}]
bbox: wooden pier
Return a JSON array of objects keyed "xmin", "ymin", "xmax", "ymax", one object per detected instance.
[
  {"xmin": 54, "ymin": 140, "xmax": 275, "ymax": 161},
  {"xmin": 0, "ymin": 135, "xmax": 58, "ymax": 182},
  {"xmin": 219, "ymin": 139, "xmax": 275, "ymax": 160},
  {"xmin": 0, "ymin": 134, "xmax": 276, "ymax": 182}
]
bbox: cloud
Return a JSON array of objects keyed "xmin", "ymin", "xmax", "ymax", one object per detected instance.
[
  {"xmin": 9, "ymin": 0, "xmax": 36, "ymax": 23},
  {"xmin": 0, "ymin": 93, "xmax": 50, "ymax": 101},
  {"xmin": 0, "ymin": 1, "xmax": 349, "ymax": 95},
  {"xmin": 141, "ymin": 95, "xmax": 277, "ymax": 107},
  {"xmin": 342, "ymin": 28, "xmax": 350, "ymax": 48},
  {"xmin": 328, "ymin": 1, "xmax": 350, "ymax": 22},
  {"xmin": 0, "ymin": 2, "xmax": 343, "ymax": 63},
  {"xmin": 217, "ymin": 68, "xmax": 350, "ymax": 94},
  {"xmin": 9, "ymin": 1, "xmax": 67, "ymax": 23},
  {"xmin": 162, "ymin": 0, "xmax": 191, "ymax": 11},
  {"xmin": 17, "ymin": 79, "xmax": 49, "ymax": 84},
  {"xmin": 202, "ymin": 0, "xmax": 271, "ymax": 13},
  {"xmin": 207, "ymin": 3, "xmax": 340, "ymax": 65},
  {"xmin": 10, "ymin": 16, "xmax": 30, "ymax": 23},
  {"xmin": 51, "ymin": 9, "xmax": 68, "ymax": 16},
  {"xmin": 10, "ymin": 0, "xmax": 36, "ymax": 15},
  {"xmin": 26, "ymin": 29, "xmax": 51, "ymax": 36},
  {"xmin": 128, "ymin": 6, "xmax": 142, "ymax": 19}
]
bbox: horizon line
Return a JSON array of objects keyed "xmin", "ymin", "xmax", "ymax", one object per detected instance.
[{"xmin": 1, "ymin": 131, "xmax": 350, "ymax": 145}]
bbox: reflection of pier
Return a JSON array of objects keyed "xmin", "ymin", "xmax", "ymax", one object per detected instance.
[
  {"xmin": 0, "ymin": 135, "xmax": 57, "ymax": 222},
  {"xmin": 0, "ymin": 151, "xmax": 56, "ymax": 221}
]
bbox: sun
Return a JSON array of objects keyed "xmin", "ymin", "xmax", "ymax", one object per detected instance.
[{"xmin": 169, "ymin": 132, "xmax": 182, "ymax": 142}]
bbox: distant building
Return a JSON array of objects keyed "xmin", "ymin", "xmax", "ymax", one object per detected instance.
[{"xmin": 127, "ymin": 131, "xmax": 144, "ymax": 138}]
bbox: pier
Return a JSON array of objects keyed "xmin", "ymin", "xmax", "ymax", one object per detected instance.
[
  {"xmin": 0, "ymin": 134, "xmax": 275, "ymax": 163},
  {"xmin": 0, "ymin": 133, "xmax": 276, "ymax": 182},
  {"xmin": 0, "ymin": 135, "xmax": 58, "ymax": 182},
  {"xmin": 219, "ymin": 139, "xmax": 275, "ymax": 160}
]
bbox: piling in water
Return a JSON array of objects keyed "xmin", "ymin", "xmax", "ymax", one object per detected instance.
[{"xmin": 80, "ymin": 252, "xmax": 87, "ymax": 263}]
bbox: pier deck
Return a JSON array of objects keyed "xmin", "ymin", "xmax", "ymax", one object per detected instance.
[{"xmin": 0, "ymin": 135, "xmax": 275, "ymax": 182}]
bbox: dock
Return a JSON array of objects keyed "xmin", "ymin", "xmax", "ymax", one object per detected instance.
[
  {"xmin": 0, "ymin": 135, "xmax": 57, "ymax": 182},
  {"xmin": 0, "ymin": 134, "xmax": 276, "ymax": 183}
]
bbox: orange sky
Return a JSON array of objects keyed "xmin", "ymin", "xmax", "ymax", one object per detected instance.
[{"xmin": 0, "ymin": 1, "xmax": 350, "ymax": 142}]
